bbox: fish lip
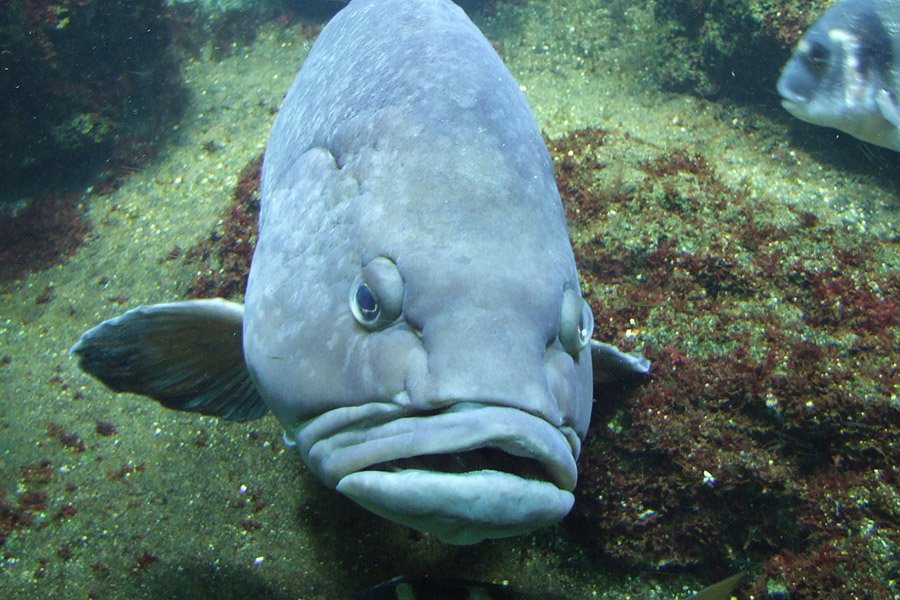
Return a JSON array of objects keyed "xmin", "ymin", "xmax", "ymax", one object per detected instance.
[
  {"xmin": 336, "ymin": 469, "xmax": 575, "ymax": 544},
  {"xmin": 776, "ymin": 76, "xmax": 807, "ymax": 108},
  {"xmin": 302, "ymin": 404, "xmax": 579, "ymax": 493},
  {"xmin": 778, "ymin": 88, "xmax": 807, "ymax": 109},
  {"xmin": 781, "ymin": 97, "xmax": 804, "ymax": 112}
]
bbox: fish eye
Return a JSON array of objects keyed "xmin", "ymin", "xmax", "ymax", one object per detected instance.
[
  {"xmin": 354, "ymin": 283, "xmax": 380, "ymax": 322},
  {"xmin": 577, "ymin": 301, "xmax": 594, "ymax": 347},
  {"xmin": 559, "ymin": 287, "xmax": 594, "ymax": 358},
  {"xmin": 805, "ymin": 41, "xmax": 830, "ymax": 65},
  {"xmin": 349, "ymin": 257, "xmax": 404, "ymax": 330}
]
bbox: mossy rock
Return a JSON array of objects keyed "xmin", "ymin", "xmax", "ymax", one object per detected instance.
[
  {"xmin": 650, "ymin": 0, "xmax": 831, "ymax": 100},
  {"xmin": 0, "ymin": 0, "xmax": 186, "ymax": 201}
]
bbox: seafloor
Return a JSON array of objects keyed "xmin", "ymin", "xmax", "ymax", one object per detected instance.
[{"xmin": 1, "ymin": 1, "xmax": 896, "ymax": 599}]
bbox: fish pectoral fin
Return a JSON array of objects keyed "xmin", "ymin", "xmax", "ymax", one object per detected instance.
[
  {"xmin": 688, "ymin": 573, "xmax": 742, "ymax": 600},
  {"xmin": 70, "ymin": 298, "xmax": 268, "ymax": 422},
  {"xmin": 876, "ymin": 89, "xmax": 900, "ymax": 127},
  {"xmin": 590, "ymin": 340, "xmax": 650, "ymax": 383}
]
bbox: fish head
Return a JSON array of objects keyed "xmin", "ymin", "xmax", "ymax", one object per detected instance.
[
  {"xmin": 777, "ymin": 1, "xmax": 897, "ymax": 146},
  {"xmin": 243, "ymin": 110, "xmax": 594, "ymax": 544}
]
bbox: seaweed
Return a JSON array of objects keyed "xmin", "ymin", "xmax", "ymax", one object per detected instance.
[
  {"xmin": 183, "ymin": 154, "xmax": 262, "ymax": 299},
  {"xmin": 549, "ymin": 127, "xmax": 898, "ymax": 596}
]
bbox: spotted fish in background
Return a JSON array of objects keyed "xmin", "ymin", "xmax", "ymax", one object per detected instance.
[
  {"xmin": 777, "ymin": 0, "xmax": 900, "ymax": 151},
  {"xmin": 71, "ymin": 0, "xmax": 649, "ymax": 544}
]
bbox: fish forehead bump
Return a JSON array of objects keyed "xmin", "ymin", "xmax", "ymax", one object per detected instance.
[{"xmin": 264, "ymin": 0, "xmax": 558, "ymax": 194}]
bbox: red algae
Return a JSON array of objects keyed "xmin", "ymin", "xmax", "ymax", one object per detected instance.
[
  {"xmin": 1, "ymin": 459, "xmax": 69, "ymax": 549},
  {"xmin": 549, "ymin": 128, "xmax": 898, "ymax": 596},
  {"xmin": 184, "ymin": 155, "xmax": 262, "ymax": 299},
  {"xmin": 0, "ymin": 192, "xmax": 91, "ymax": 283}
]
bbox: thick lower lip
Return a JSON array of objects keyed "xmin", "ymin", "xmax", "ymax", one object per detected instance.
[
  {"xmin": 337, "ymin": 468, "xmax": 575, "ymax": 544},
  {"xmin": 304, "ymin": 404, "xmax": 579, "ymax": 492},
  {"xmin": 777, "ymin": 85, "xmax": 807, "ymax": 110}
]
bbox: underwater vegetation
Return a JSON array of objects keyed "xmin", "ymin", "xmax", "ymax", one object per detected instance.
[
  {"xmin": 0, "ymin": 0, "xmax": 304, "ymax": 283},
  {"xmin": 0, "ymin": 0, "xmax": 186, "ymax": 200},
  {"xmin": 549, "ymin": 128, "xmax": 897, "ymax": 598},
  {"xmin": 651, "ymin": 0, "xmax": 832, "ymax": 99},
  {"xmin": 182, "ymin": 155, "xmax": 261, "ymax": 299},
  {"xmin": 0, "ymin": 190, "xmax": 90, "ymax": 283}
]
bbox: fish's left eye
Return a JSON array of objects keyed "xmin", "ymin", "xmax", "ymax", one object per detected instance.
[{"xmin": 559, "ymin": 287, "xmax": 594, "ymax": 358}]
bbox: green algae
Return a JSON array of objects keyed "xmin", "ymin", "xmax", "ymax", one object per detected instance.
[
  {"xmin": 0, "ymin": 0, "xmax": 185, "ymax": 200},
  {"xmin": 650, "ymin": 0, "xmax": 832, "ymax": 99},
  {"xmin": 0, "ymin": 1, "xmax": 896, "ymax": 598}
]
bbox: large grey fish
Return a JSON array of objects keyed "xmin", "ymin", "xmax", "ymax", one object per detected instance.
[
  {"xmin": 71, "ymin": 0, "xmax": 648, "ymax": 545},
  {"xmin": 777, "ymin": 0, "xmax": 900, "ymax": 151}
]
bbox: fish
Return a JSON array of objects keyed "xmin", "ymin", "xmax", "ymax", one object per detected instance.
[
  {"xmin": 353, "ymin": 576, "xmax": 529, "ymax": 600},
  {"xmin": 70, "ymin": 0, "xmax": 649, "ymax": 545},
  {"xmin": 776, "ymin": 0, "xmax": 900, "ymax": 151},
  {"xmin": 352, "ymin": 574, "xmax": 742, "ymax": 600}
]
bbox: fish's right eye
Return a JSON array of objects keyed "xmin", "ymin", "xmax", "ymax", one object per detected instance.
[
  {"xmin": 354, "ymin": 283, "xmax": 380, "ymax": 322},
  {"xmin": 806, "ymin": 41, "xmax": 829, "ymax": 65},
  {"xmin": 349, "ymin": 257, "xmax": 404, "ymax": 330}
]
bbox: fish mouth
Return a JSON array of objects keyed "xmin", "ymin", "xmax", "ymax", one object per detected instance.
[
  {"xmin": 776, "ymin": 75, "xmax": 805, "ymax": 104},
  {"xmin": 296, "ymin": 404, "xmax": 579, "ymax": 544},
  {"xmin": 780, "ymin": 97, "xmax": 809, "ymax": 116}
]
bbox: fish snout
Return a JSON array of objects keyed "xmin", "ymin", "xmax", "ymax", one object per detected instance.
[
  {"xmin": 406, "ymin": 315, "xmax": 581, "ymax": 427},
  {"xmin": 777, "ymin": 74, "xmax": 806, "ymax": 106}
]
